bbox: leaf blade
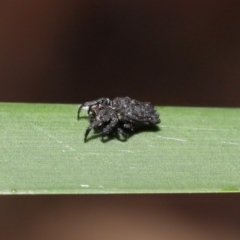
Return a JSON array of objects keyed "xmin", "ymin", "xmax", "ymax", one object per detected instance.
[{"xmin": 1, "ymin": 103, "xmax": 240, "ymax": 193}]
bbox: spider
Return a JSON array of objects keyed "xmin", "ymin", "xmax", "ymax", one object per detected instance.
[{"xmin": 77, "ymin": 97, "xmax": 160, "ymax": 142}]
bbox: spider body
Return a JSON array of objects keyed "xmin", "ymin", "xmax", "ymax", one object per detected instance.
[{"xmin": 77, "ymin": 97, "xmax": 160, "ymax": 142}]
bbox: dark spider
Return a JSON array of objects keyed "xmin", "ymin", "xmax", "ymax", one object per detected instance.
[{"xmin": 77, "ymin": 97, "xmax": 160, "ymax": 142}]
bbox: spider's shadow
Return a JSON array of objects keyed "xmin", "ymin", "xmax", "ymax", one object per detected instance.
[
  {"xmin": 126, "ymin": 125, "xmax": 161, "ymax": 140},
  {"xmin": 84, "ymin": 131, "xmax": 128, "ymax": 143},
  {"xmin": 84, "ymin": 125, "xmax": 161, "ymax": 143}
]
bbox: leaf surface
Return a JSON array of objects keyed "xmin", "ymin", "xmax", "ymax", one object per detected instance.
[{"xmin": 0, "ymin": 103, "xmax": 239, "ymax": 193}]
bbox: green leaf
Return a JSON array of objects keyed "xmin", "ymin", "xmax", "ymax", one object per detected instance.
[{"xmin": 0, "ymin": 103, "xmax": 240, "ymax": 194}]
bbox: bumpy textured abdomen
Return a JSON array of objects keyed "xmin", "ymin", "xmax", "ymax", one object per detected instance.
[{"xmin": 113, "ymin": 97, "xmax": 160, "ymax": 125}]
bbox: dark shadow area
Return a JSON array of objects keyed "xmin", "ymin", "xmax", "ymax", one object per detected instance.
[
  {"xmin": 84, "ymin": 124, "xmax": 160, "ymax": 143},
  {"xmin": 101, "ymin": 133, "xmax": 128, "ymax": 143},
  {"xmin": 131, "ymin": 124, "xmax": 161, "ymax": 135}
]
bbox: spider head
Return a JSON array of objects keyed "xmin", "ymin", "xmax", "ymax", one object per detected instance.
[{"xmin": 88, "ymin": 104, "xmax": 113, "ymax": 123}]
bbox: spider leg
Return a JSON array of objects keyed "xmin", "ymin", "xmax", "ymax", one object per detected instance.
[
  {"xmin": 101, "ymin": 117, "xmax": 118, "ymax": 138},
  {"xmin": 77, "ymin": 98, "xmax": 111, "ymax": 120},
  {"xmin": 123, "ymin": 123, "xmax": 134, "ymax": 131},
  {"xmin": 117, "ymin": 128, "xmax": 128, "ymax": 138},
  {"xmin": 84, "ymin": 120, "xmax": 103, "ymax": 142}
]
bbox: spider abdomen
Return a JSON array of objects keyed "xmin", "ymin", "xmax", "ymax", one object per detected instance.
[{"xmin": 113, "ymin": 97, "xmax": 160, "ymax": 126}]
